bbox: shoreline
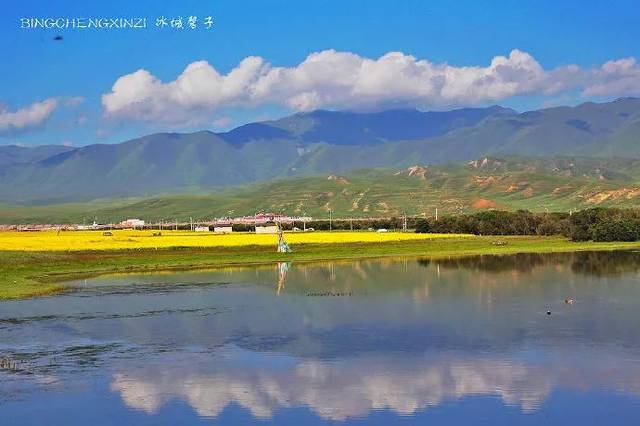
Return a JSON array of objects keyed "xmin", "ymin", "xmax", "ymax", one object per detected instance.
[{"xmin": 2, "ymin": 235, "xmax": 640, "ymax": 300}]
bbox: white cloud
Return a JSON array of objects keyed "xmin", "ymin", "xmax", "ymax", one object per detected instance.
[
  {"xmin": 102, "ymin": 57, "xmax": 268, "ymax": 126},
  {"xmin": 101, "ymin": 50, "xmax": 640, "ymax": 125},
  {"xmin": 583, "ymin": 57, "xmax": 640, "ymax": 97},
  {"xmin": 0, "ymin": 98, "xmax": 58, "ymax": 133}
]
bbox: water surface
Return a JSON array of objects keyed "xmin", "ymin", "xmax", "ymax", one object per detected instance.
[{"xmin": 2, "ymin": 251, "xmax": 640, "ymax": 424}]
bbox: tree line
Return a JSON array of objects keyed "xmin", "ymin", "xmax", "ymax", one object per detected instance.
[
  {"xmin": 415, "ymin": 208, "xmax": 640, "ymax": 242},
  {"xmin": 275, "ymin": 208, "xmax": 640, "ymax": 242}
]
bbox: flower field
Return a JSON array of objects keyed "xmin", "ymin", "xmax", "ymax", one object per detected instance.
[{"xmin": 0, "ymin": 230, "xmax": 472, "ymax": 251}]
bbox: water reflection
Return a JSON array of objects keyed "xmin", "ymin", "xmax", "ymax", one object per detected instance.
[
  {"xmin": 107, "ymin": 345, "xmax": 640, "ymax": 421},
  {"xmin": 3, "ymin": 251, "xmax": 640, "ymax": 424},
  {"xmin": 110, "ymin": 350, "xmax": 555, "ymax": 420},
  {"xmin": 276, "ymin": 262, "xmax": 289, "ymax": 296}
]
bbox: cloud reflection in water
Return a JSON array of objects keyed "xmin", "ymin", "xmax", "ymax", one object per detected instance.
[{"xmin": 110, "ymin": 346, "xmax": 640, "ymax": 421}]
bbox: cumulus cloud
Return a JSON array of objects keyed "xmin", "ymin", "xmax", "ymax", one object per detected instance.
[
  {"xmin": 0, "ymin": 98, "xmax": 58, "ymax": 133},
  {"xmin": 583, "ymin": 57, "xmax": 640, "ymax": 97},
  {"xmin": 101, "ymin": 49, "xmax": 640, "ymax": 125},
  {"xmin": 102, "ymin": 57, "xmax": 267, "ymax": 125}
]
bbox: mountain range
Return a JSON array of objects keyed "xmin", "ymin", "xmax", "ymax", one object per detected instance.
[
  {"xmin": 3, "ymin": 155, "xmax": 640, "ymax": 224},
  {"xmin": 1, "ymin": 97, "xmax": 640, "ymax": 208}
]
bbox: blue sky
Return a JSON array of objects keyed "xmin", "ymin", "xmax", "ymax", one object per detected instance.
[{"xmin": 1, "ymin": 0, "xmax": 639, "ymax": 146}]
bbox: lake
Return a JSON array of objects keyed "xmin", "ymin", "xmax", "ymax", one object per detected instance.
[{"xmin": 2, "ymin": 251, "xmax": 640, "ymax": 425}]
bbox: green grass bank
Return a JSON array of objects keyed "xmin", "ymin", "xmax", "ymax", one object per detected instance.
[{"xmin": 2, "ymin": 235, "xmax": 640, "ymax": 300}]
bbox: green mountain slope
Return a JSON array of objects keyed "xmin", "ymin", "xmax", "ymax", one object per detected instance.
[{"xmin": 3, "ymin": 156, "xmax": 640, "ymax": 224}]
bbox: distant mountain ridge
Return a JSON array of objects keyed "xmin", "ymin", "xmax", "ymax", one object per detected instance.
[
  {"xmin": 249, "ymin": 105, "xmax": 517, "ymax": 145},
  {"xmin": 1, "ymin": 98, "xmax": 640, "ymax": 203},
  {"xmin": 0, "ymin": 144, "xmax": 74, "ymax": 168}
]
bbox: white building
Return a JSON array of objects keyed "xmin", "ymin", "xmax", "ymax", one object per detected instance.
[
  {"xmin": 119, "ymin": 218, "xmax": 145, "ymax": 229},
  {"xmin": 214, "ymin": 226, "xmax": 233, "ymax": 234},
  {"xmin": 255, "ymin": 225, "xmax": 279, "ymax": 234},
  {"xmin": 194, "ymin": 226, "xmax": 210, "ymax": 232}
]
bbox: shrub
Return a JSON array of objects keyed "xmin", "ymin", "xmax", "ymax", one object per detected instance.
[
  {"xmin": 414, "ymin": 219, "xmax": 430, "ymax": 233},
  {"xmin": 590, "ymin": 219, "xmax": 640, "ymax": 242}
]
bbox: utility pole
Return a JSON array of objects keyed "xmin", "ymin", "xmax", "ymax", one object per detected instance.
[
  {"xmin": 329, "ymin": 209, "xmax": 333, "ymax": 231},
  {"xmin": 435, "ymin": 208, "xmax": 438, "ymax": 221},
  {"xmin": 350, "ymin": 218, "xmax": 353, "ymax": 231},
  {"xmin": 402, "ymin": 211, "xmax": 407, "ymax": 231},
  {"xmin": 190, "ymin": 216, "xmax": 193, "ymax": 232}
]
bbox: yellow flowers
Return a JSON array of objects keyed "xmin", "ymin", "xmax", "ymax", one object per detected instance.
[{"xmin": 0, "ymin": 230, "xmax": 471, "ymax": 252}]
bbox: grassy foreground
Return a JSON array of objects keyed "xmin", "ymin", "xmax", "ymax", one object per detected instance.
[{"xmin": 3, "ymin": 234, "xmax": 640, "ymax": 300}]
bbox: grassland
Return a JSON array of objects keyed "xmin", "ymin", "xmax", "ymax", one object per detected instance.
[{"xmin": 3, "ymin": 232, "xmax": 640, "ymax": 300}]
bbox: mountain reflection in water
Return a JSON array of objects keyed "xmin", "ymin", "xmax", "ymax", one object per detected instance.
[{"xmin": 2, "ymin": 251, "xmax": 640, "ymax": 425}]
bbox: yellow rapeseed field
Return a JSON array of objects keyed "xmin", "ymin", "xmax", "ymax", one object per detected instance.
[{"xmin": 0, "ymin": 230, "xmax": 472, "ymax": 251}]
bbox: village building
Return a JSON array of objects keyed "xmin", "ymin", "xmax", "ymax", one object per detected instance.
[
  {"xmin": 119, "ymin": 218, "xmax": 145, "ymax": 229},
  {"xmin": 213, "ymin": 226, "xmax": 233, "ymax": 234},
  {"xmin": 255, "ymin": 225, "xmax": 279, "ymax": 234}
]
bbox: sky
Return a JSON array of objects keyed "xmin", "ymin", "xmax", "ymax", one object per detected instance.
[{"xmin": 1, "ymin": 0, "xmax": 639, "ymax": 146}]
